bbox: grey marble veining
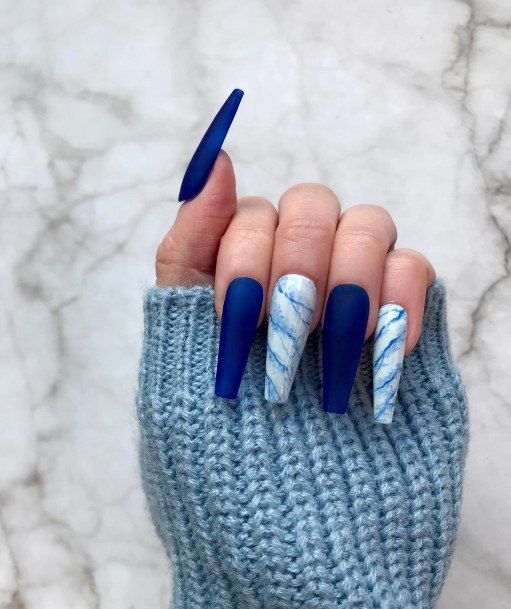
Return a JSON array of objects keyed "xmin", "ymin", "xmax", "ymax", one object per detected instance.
[{"xmin": 0, "ymin": 1, "xmax": 510, "ymax": 607}]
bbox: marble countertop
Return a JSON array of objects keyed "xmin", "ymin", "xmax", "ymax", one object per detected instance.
[{"xmin": 1, "ymin": 1, "xmax": 510, "ymax": 607}]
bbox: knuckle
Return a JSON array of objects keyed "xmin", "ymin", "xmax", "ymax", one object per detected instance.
[
  {"xmin": 156, "ymin": 230, "xmax": 180, "ymax": 263},
  {"xmin": 222, "ymin": 225, "xmax": 273, "ymax": 259},
  {"xmin": 386, "ymin": 248, "xmax": 429, "ymax": 274},
  {"xmin": 339, "ymin": 225, "xmax": 389, "ymax": 251},
  {"xmin": 224, "ymin": 224, "xmax": 273, "ymax": 244},
  {"xmin": 278, "ymin": 212, "xmax": 334, "ymax": 246},
  {"xmin": 234, "ymin": 197, "xmax": 278, "ymax": 229},
  {"xmin": 342, "ymin": 204, "xmax": 397, "ymax": 243},
  {"xmin": 281, "ymin": 182, "xmax": 338, "ymax": 202},
  {"xmin": 237, "ymin": 195, "xmax": 275, "ymax": 214},
  {"xmin": 351, "ymin": 203, "xmax": 392, "ymax": 219}
]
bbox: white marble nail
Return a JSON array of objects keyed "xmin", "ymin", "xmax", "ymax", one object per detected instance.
[
  {"xmin": 373, "ymin": 304, "xmax": 407, "ymax": 424},
  {"xmin": 265, "ymin": 274, "xmax": 316, "ymax": 403}
]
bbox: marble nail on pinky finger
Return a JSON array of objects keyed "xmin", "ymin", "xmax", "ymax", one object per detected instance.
[
  {"xmin": 373, "ymin": 303, "xmax": 407, "ymax": 424},
  {"xmin": 265, "ymin": 274, "xmax": 317, "ymax": 403}
]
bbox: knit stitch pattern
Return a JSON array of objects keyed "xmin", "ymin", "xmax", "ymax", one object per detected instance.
[{"xmin": 137, "ymin": 280, "xmax": 469, "ymax": 609}]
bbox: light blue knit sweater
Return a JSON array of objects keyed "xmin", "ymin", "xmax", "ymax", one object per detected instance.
[{"xmin": 137, "ymin": 280, "xmax": 469, "ymax": 609}]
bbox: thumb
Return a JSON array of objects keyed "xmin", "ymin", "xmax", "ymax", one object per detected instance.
[{"xmin": 156, "ymin": 149, "xmax": 237, "ymax": 286}]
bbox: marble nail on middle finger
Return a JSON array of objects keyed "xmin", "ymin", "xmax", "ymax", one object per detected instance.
[{"xmin": 265, "ymin": 274, "xmax": 317, "ymax": 403}]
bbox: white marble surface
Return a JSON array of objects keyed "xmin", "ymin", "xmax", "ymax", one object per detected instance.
[{"xmin": 1, "ymin": 0, "xmax": 510, "ymax": 607}]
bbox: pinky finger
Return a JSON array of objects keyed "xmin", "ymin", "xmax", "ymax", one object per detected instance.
[
  {"xmin": 373, "ymin": 249, "xmax": 436, "ymax": 424},
  {"xmin": 380, "ymin": 248, "xmax": 436, "ymax": 354}
]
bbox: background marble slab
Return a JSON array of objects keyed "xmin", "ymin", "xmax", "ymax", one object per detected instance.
[{"xmin": 0, "ymin": 0, "xmax": 510, "ymax": 607}]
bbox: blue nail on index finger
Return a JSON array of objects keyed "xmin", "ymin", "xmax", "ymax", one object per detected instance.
[{"xmin": 178, "ymin": 88, "xmax": 244, "ymax": 202}]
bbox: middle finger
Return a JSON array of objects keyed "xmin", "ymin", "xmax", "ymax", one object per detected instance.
[{"xmin": 265, "ymin": 183, "xmax": 340, "ymax": 403}]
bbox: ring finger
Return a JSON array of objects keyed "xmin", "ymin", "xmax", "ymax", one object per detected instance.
[{"xmin": 322, "ymin": 204, "xmax": 397, "ymax": 414}]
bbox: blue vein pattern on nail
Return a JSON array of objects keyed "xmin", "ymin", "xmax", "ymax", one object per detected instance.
[
  {"xmin": 373, "ymin": 304, "xmax": 407, "ymax": 424},
  {"xmin": 265, "ymin": 274, "xmax": 316, "ymax": 403}
]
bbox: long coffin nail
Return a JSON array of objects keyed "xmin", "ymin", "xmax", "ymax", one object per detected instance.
[
  {"xmin": 178, "ymin": 88, "xmax": 244, "ymax": 202},
  {"xmin": 265, "ymin": 274, "xmax": 316, "ymax": 403},
  {"xmin": 322, "ymin": 284, "xmax": 369, "ymax": 414},
  {"xmin": 373, "ymin": 304, "xmax": 407, "ymax": 424},
  {"xmin": 215, "ymin": 277, "xmax": 263, "ymax": 399}
]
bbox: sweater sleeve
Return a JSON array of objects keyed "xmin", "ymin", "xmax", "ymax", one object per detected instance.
[{"xmin": 137, "ymin": 279, "xmax": 469, "ymax": 609}]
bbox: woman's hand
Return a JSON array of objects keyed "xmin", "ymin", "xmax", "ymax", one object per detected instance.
[
  {"xmin": 156, "ymin": 150, "xmax": 436, "ymax": 420},
  {"xmin": 140, "ymin": 96, "xmax": 467, "ymax": 609}
]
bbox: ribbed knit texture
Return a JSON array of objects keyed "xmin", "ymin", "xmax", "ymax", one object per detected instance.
[{"xmin": 137, "ymin": 280, "xmax": 469, "ymax": 609}]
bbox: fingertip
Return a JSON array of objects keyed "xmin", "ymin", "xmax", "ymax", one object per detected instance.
[
  {"xmin": 182, "ymin": 149, "xmax": 236, "ymax": 205},
  {"xmin": 380, "ymin": 248, "xmax": 431, "ymax": 355},
  {"xmin": 214, "ymin": 149, "xmax": 236, "ymax": 191}
]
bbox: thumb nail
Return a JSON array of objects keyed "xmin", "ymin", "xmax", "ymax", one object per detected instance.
[{"xmin": 179, "ymin": 88, "xmax": 244, "ymax": 202}]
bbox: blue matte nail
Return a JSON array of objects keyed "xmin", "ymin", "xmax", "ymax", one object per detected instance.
[
  {"xmin": 178, "ymin": 88, "xmax": 244, "ymax": 202},
  {"xmin": 322, "ymin": 284, "xmax": 370, "ymax": 414},
  {"xmin": 215, "ymin": 277, "xmax": 263, "ymax": 399}
]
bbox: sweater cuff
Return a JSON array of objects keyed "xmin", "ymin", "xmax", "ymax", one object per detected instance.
[
  {"xmin": 136, "ymin": 279, "xmax": 468, "ymax": 609},
  {"xmin": 137, "ymin": 279, "xmax": 460, "ymax": 407},
  {"xmin": 138, "ymin": 284, "xmax": 219, "ymax": 404}
]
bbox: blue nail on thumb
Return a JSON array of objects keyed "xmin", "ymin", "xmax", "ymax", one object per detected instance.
[
  {"xmin": 215, "ymin": 277, "xmax": 263, "ymax": 399},
  {"xmin": 178, "ymin": 88, "xmax": 244, "ymax": 202}
]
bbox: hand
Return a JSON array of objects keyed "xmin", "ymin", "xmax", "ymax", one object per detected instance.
[
  {"xmin": 156, "ymin": 149, "xmax": 435, "ymax": 420},
  {"xmin": 141, "ymin": 95, "xmax": 467, "ymax": 609}
]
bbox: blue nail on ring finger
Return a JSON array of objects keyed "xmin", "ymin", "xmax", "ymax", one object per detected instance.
[{"xmin": 322, "ymin": 284, "xmax": 370, "ymax": 414}]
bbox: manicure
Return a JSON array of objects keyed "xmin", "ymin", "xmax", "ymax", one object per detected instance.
[
  {"xmin": 373, "ymin": 304, "xmax": 407, "ymax": 424},
  {"xmin": 322, "ymin": 284, "xmax": 369, "ymax": 414},
  {"xmin": 178, "ymin": 88, "xmax": 244, "ymax": 202},
  {"xmin": 265, "ymin": 274, "xmax": 316, "ymax": 403},
  {"xmin": 215, "ymin": 277, "xmax": 263, "ymax": 399}
]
